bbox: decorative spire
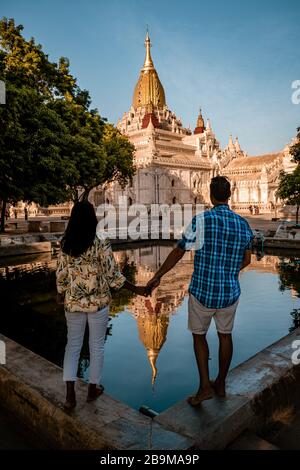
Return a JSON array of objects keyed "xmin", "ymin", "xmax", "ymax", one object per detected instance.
[
  {"xmin": 132, "ymin": 32, "xmax": 166, "ymax": 109},
  {"xmin": 147, "ymin": 349, "xmax": 158, "ymax": 386},
  {"xmin": 147, "ymin": 115, "xmax": 155, "ymax": 131},
  {"xmin": 228, "ymin": 134, "xmax": 235, "ymax": 150},
  {"xmin": 143, "ymin": 31, "xmax": 154, "ymax": 70},
  {"xmin": 235, "ymin": 136, "xmax": 241, "ymax": 152},
  {"xmin": 206, "ymin": 118, "xmax": 211, "ymax": 131},
  {"xmin": 194, "ymin": 107, "xmax": 205, "ymax": 134}
]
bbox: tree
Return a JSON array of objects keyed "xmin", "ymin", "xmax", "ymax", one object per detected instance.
[
  {"xmin": 0, "ymin": 17, "xmax": 135, "ymax": 231},
  {"xmin": 277, "ymin": 257, "xmax": 300, "ymax": 332},
  {"xmin": 290, "ymin": 127, "xmax": 300, "ymax": 163},
  {"xmin": 276, "ymin": 128, "xmax": 300, "ymax": 225},
  {"xmin": 48, "ymin": 100, "xmax": 135, "ymax": 200}
]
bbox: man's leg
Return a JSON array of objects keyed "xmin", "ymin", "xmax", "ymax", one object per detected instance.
[
  {"xmin": 214, "ymin": 332, "xmax": 233, "ymax": 397},
  {"xmin": 212, "ymin": 300, "xmax": 238, "ymax": 397},
  {"xmin": 187, "ymin": 295, "xmax": 215, "ymax": 406},
  {"xmin": 188, "ymin": 333, "xmax": 214, "ymax": 406}
]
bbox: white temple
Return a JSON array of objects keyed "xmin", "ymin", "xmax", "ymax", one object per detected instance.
[{"xmin": 91, "ymin": 32, "xmax": 296, "ymax": 214}]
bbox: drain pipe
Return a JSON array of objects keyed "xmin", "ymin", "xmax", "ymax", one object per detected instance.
[{"xmin": 139, "ymin": 405, "xmax": 159, "ymax": 418}]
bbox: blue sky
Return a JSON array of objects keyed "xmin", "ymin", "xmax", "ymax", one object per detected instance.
[{"xmin": 2, "ymin": 0, "xmax": 300, "ymax": 154}]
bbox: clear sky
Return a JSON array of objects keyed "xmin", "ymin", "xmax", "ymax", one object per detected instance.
[{"xmin": 2, "ymin": 0, "xmax": 300, "ymax": 154}]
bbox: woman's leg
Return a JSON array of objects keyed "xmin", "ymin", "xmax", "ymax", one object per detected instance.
[
  {"xmin": 63, "ymin": 311, "xmax": 87, "ymax": 406},
  {"xmin": 87, "ymin": 306, "xmax": 109, "ymax": 399}
]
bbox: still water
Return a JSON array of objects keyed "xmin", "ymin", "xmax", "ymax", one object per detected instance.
[{"xmin": 0, "ymin": 243, "xmax": 299, "ymax": 412}]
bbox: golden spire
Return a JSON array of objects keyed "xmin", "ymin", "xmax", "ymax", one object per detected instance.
[
  {"xmin": 147, "ymin": 349, "xmax": 158, "ymax": 386},
  {"xmin": 143, "ymin": 31, "xmax": 154, "ymax": 70},
  {"xmin": 135, "ymin": 311, "xmax": 170, "ymax": 386},
  {"xmin": 132, "ymin": 31, "xmax": 166, "ymax": 109}
]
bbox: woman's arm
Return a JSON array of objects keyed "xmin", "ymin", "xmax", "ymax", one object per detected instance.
[
  {"xmin": 147, "ymin": 246, "xmax": 185, "ymax": 292},
  {"xmin": 56, "ymin": 250, "xmax": 69, "ymax": 303},
  {"xmin": 101, "ymin": 237, "xmax": 149, "ymax": 296},
  {"xmin": 123, "ymin": 279, "xmax": 150, "ymax": 297}
]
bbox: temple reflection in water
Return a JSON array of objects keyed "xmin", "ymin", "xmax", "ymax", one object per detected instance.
[{"xmin": 114, "ymin": 244, "xmax": 193, "ymax": 385}]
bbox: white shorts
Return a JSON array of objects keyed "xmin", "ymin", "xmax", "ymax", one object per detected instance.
[{"xmin": 188, "ymin": 294, "xmax": 239, "ymax": 335}]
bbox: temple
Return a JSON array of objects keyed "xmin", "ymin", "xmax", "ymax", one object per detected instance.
[{"xmin": 93, "ymin": 32, "xmax": 296, "ymax": 214}]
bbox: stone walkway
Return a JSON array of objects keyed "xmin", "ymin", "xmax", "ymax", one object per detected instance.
[
  {"xmin": 244, "ymin": 215, "xmax": 284, "ymax": 232},
  {"xmin": 0, "ymin": 214, "xmax": 292, "ymax": 240}
]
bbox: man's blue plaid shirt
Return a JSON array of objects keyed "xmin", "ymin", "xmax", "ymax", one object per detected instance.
[{"xmin": 177, "ymin": 204, "xmax": 253, "ymax": 309}]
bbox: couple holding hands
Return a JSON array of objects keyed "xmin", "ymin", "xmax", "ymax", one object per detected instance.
[{"xmin": 56, "ymin": 176, "xmax": 253, "ymax": 410}]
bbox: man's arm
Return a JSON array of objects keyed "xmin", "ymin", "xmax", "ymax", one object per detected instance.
[
  {"xmin": 240, "ymin": 249, "xmax": 251, "ymax": 270},
  {"xmin": 147, "ymin": 246, "xmax": 185, "ymax": 291}
]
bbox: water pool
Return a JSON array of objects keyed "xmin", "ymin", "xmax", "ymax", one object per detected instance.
[{"xmin": 0, "ymin": 243, "xmax": 299, "ymax": 412}]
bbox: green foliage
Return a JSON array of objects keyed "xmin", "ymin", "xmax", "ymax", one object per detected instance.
[
  {"xmin": 0, "ymin": 17, "xmax": 135, "ymax": 229},
  {"xmin": 276, "ymin": 167, "xmax": 300, "ymax": 207},
  {"xmin": 290, "ymin": 127, "xmax": 300, "ymax": 164},
  {"xmin": 277, "ymin": 257, "xmax": 300, "ymax": 332},
  {"xmin": 276, "ymin": 128, "xmax": 300, "ymax": 224},
  {"xmin": 278, "ymin": 258, "xmax": 300, "ymax": 296}
]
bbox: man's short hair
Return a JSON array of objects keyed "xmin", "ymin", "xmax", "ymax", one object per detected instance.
[{"xmin": 210, "ymin": 176, "xmax": 231, "ymax": 201}]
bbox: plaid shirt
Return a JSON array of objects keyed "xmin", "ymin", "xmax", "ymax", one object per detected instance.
[{"xmin": 177, "ymin": 204, "xmax": 253, "ymax": 309}]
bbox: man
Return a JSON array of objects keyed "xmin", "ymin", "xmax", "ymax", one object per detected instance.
[{"xmin": 147, "ymin": 176, "xmax": 253, "ymax": 406}]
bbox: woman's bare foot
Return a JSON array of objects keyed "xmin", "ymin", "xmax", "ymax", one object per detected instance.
[
  {"xmin": 64, "ymin": 381, "xmax": 76, "ymax": 410},
  {"xmin": 87, "ymin": 384, "xmax": 104, "ymax": 403},
  {"xmin": 64, "ymin": 398, "xmax": 77, "ymax": 410},
  {"xmin": 210, "ymin": 378, "xmax": 226, "ymax": 397},
  {"xmin": 187, "ymin": 385, "xmax": 215, "ymax": 407}
]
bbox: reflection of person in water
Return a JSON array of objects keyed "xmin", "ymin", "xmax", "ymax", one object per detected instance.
[
  {"xmin": 147, "ymin": 177, "xmax": 253, "ymax": 406},
  {"xmin": 56, "ymin": 200, "xmax": 150, "ymax": 410}
]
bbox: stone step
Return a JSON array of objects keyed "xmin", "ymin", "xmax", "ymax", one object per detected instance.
[{"xmin": 227, "ymin": 430, "xmax": 279, "ymax": 450}]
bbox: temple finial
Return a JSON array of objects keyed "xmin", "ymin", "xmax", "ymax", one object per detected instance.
[{"xmin": 143, "ymin": 29, "xmax": 154, "ymax": 70}]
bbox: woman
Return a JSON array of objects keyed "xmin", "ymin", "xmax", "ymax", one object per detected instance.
[{"xmin": 56, "ymin": 200, "xmax": 149, "ymax": 410}]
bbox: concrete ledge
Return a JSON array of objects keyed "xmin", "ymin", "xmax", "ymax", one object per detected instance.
[
  {"xmin": 155, "ymin": 328, "xmax": 300, "ymax": 449},
  {"xmin": 1, "ymin": 328, "xmax": 300, "ymax": 449},
  {"xmin": 0, "ymin": 242, "xmax": 52, "ymax": 257},
  {"xmin": 0, "ymin": 235, "xmax": 299, "ymax": 258},
  {"xmin": 254, "ymin": 237, "xmax": 300, "ymax": 250},
  {"xmin": 0, "ymin": 334, "xmax": 191, "ymax": 450},
  {"xmin": 155, "ymin": 393, "xmax": 252, "ymax": 450}
]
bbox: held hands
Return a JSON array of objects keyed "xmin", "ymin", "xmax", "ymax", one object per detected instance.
[
  {"xmin": 146, "ymin": 275, "xmax": 161, "ymax": 293},
  {"xmin": 134, "ymin": 285, "xmax": 152, "ymax": 297},
  {"xmin": 134, "ymin": 275, "xmax": 161, "ymax": 297}
]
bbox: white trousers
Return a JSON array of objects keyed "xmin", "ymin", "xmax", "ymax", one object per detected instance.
[{"xmin": 63, "ymin": 306, "xmax": 109, "ymax": 384}]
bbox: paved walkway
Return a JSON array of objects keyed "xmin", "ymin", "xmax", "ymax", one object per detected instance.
[
  {"xmin": 1, "ymin": 214, "xmax": 294, "ymax": 239},
  {"xmin": 244, "ymin": 215, "xmax": 283, "ymax": 232}
]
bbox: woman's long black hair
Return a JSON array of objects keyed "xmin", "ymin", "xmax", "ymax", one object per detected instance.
[{"xmin": 61, "ymin": 200, "xmax": 98, "ymax": 257}]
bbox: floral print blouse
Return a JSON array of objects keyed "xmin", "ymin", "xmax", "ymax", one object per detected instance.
[{"xmin": 56, "ymin": 234, "xmax": 126, "ymax": 313}]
